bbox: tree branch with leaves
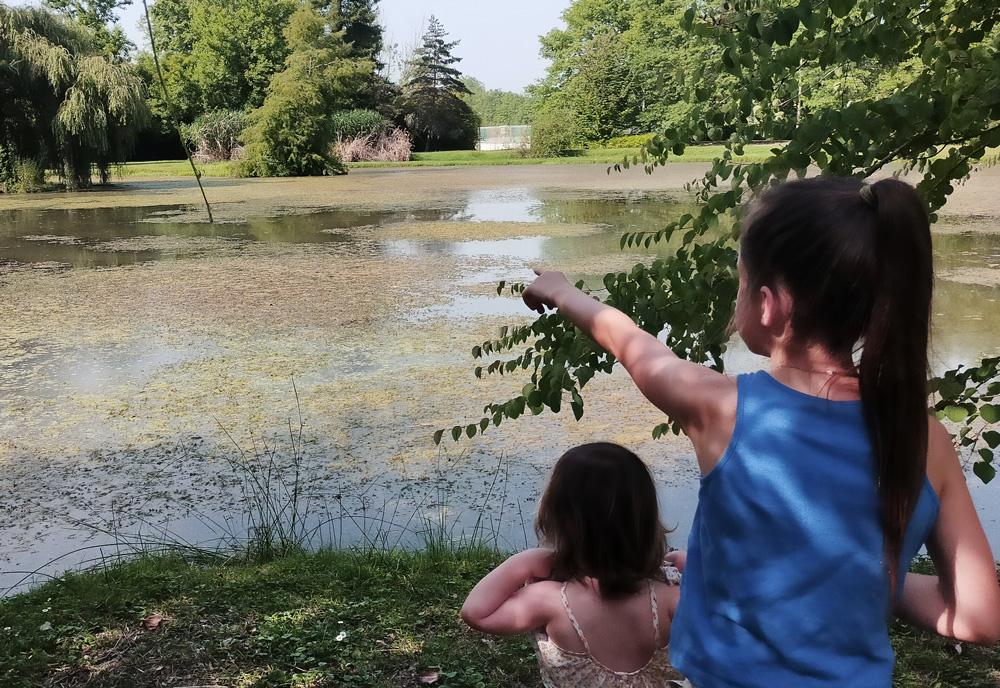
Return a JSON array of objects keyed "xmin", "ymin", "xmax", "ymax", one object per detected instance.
[{"xmin": 441, "ymin": 0, "xmax": 1000, "ymax": 483}]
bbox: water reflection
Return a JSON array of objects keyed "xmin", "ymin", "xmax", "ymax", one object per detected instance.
[{"xmin": 0, "ymin": 191, "xmax": 699, "ymax": 269}]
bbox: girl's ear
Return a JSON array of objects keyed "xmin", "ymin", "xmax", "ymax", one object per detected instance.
[{"xmin": 758, "ymin": 283, "xmax": 793, "ymax": 331}]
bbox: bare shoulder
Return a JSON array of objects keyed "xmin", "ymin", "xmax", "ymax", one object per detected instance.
[{"xmin": 518, "ymin": 580, "xmax": 566, "ymax": 613}]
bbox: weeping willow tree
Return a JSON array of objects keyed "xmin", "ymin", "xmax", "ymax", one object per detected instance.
[{"xmin": 0, "ymin": 4, "xmax": 148, "ymax": 192}]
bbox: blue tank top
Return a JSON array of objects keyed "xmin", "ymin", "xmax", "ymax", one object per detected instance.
[{"xmin": 671, "ymin": 371, "xmax": 940, "ymax": 688}]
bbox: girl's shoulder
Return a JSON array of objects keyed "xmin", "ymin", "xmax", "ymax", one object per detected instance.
[{"xmin": 521, "ymin": 579, "xmax": 571, "ymax": 613}]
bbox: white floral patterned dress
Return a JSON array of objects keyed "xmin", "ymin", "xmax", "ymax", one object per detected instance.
[{"xmin": 531, "ymin": 566, "xmax": 685, "ymax": 688}]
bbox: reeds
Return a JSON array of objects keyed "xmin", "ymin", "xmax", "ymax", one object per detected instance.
[{"xmin": 333, "ymin": 128, "xmax": 412, "ymax": 163}]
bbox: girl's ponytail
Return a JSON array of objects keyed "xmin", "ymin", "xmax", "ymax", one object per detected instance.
[{"xmin": 857, "ymin": 178, "xmax": 933, "ymax": 592}]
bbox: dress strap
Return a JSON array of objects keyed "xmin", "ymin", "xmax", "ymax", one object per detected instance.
[
  {"xmin": 560, "ymin": 582, "xmax": 592, "ymax": 653},
  {"xmin": 649, "ymin": 579, "xmax": 662, "ymax": 647}
]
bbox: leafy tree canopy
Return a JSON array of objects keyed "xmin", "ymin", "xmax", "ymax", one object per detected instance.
[
  {"xmin": 536, "ymin": 0, "xmax": 929, "ymax": 142},
  {"xmin": 0, "ymin": 3, "xmax": 148, "ymax": 191},
  {"xmin": 140, "ymin": 0, "xmax": 382, "ymax": 123},
  {"xmin": 462, "ymin": 77, "xmax": 534, "ymax": 127},
  {"xmin": 535, "ymin": 0, "xmax": 732, "ymax": 141},
  {"xmin": 140, "ymin": 0, "xmax": 298, "ymax": 122},
  {"xmin": 399, "ymin": 15, "xmax": 479, "ymax": 151},
  {"xmin": 237, "ymin": 2, "xmax": 372, "ymax": 177},
  {"xmin": 335, "ymin": 0, "xmax": 382, "ymax": 65},
  {"xmin": 43, "ymin": 0, "xmax": 133, "ymax": 59},
  {"xmin": 449, "ymin": 0, "xmax": 1000, "ymax": 482}
]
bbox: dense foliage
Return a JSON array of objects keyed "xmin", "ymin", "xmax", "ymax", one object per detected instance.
[
  {"xmin": 137, "ymin": 1, "xmax": 382, "ymax": 124},
  {"xmin": 534, "ymin": 0, "xmax": 733, "ymax": 143},
  {"xmin": 0, "ymin": 3, "xmax": 148, "ymax": 191},
  {"xmin": 43, "ymin": 0, "xmax": 133, "ymax": 59},
  {"xmin": 529, "ymin": 104, "xmax": 580, "ymax": 157},
  {"xmin": 448, "ymin": 0, "xmax": 1000, "ymax": 482},
  {"xmin": 399, "ymin": 15, "xmax": 479, "ymax": 152},
  {"xmin": 141, "ymin": 0, "xmax": 300, "ymax": 121},
  {"xmin": 182, "ymin": 108, "xmax": 245, "ymax": 162},
  {"xmin": 462, "ymin": 77, "xmax": 534, "ymax": 127},
  {"xmin": 534, "ymin": 0, "xmax": 935, "ymax": 145},
  {"xmin": 237, "ymin": 3, "xmax": 371, "ymax": 177}
]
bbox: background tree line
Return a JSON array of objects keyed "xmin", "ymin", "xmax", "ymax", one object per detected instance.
[
  {"xmin": 1, "ymin": 0, "xmax": 499, "ymax": 189},
  {"xmin": 2, "ymin": 0, "xmax": 997, "ymax": 187}
]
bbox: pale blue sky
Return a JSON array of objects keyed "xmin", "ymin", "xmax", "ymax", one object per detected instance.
[{"xmin": 20, "ymin": 0, "xmax": 570, "ymax": 93}]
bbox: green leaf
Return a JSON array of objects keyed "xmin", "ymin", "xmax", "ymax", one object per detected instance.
[
  {"xmin": 466, "ymin": 424, "xmax": 476, "ymax": 439},
  {"xmin": 973, "ymin": 461, "xmax": 995, "ymax": 484},
  {"xmin": 828, "ymin": 0, "xmax": 854, "ymax": 19},
  {"xmin": 452, "ymin": 425, "xmax": 462, "ymax": 442},
  {"xmin": 432, "ymin": 429, "xmax": 444, "ymax": 445},
  {"xmin": 978, "ymin": 448, "xmax": 994, "ymax": 463},
  {"xmin": 982, "ymin": 430, "xmax": 1000, "ymax": 449},
  {"xmin": 944, "ymin": 405, "xmax": 970, "ymax": 422},
  {"xmin": 496, "ymin": 280, "xmax": 505, "ymax": 296},
  {"xmin": 980, "ymin": 404, "xmax": 1000, "ymax": 424}
]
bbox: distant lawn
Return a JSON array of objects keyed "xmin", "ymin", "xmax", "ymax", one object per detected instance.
[{"xmin": 114, "ymin": 143, "xmax": 779, "ymax": 179}]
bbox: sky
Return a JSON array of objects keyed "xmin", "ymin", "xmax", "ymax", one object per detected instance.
[{"xmin": 21, "ymin": 0, "xmax": 570, "ymax": 93}]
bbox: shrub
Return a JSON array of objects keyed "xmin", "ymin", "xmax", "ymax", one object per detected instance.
[
  {"xmin": 183, "ymin": 109, "xmax": 246, "ymax": 162},
  {"xmin": 235, "ymin": 3, "xmax": 370, "ymax": 177},
  {"xmin": 0, "ymin": 148, "xmax": 45, "ymax": 193},
  {"xmin": 529, "ymin": 105, "xmax": 579, "ymax": 158},
  {"xmin": 334, "ymin": 127, "xmax": 411, "ymax": 162},
  {"xmin": 329, "ymin": 109, "xmax": 388, "ymax": 140},
  {"xmin": 591, "ymin": 133, "xmax": 655, "ymax": 150}
]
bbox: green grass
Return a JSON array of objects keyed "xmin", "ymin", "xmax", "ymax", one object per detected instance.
[
  {"xmin": 1, "ymin": 550, "xmax": 996, "ymax": 687},
  {"xmin": 113, "ymin": 160, "xmax": 236, "ymax": 178},
  {"xmin": 113, "ymin": 143, "xmax": 778, "ymax": 178},
  {"xmin": 0, "ymin": 548, "xmax": 538, "ymax": 688}
]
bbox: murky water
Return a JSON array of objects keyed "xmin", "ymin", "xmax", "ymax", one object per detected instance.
[{"xmin": 1, "ymin": 167, "xmax": 999, "ymax": 594}]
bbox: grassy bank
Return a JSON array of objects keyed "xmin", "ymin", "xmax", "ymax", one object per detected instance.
[
  {"xmin": 114, "ymin": 143, "xmax": 777, "ymax": 179},
  {"xmin": 1, "ymin": 550, "xmax": 997, "ymax": 688}
]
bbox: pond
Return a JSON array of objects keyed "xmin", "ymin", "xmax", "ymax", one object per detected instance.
[{"xmin": 1, "ymin": 164, "xmax": 999, "ymax": 594}]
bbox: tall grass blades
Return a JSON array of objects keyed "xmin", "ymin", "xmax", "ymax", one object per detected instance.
[
  {"xmin": 183, "ymin": 109, "xmax": 246, "ymax": 162},
  {"xmin": 216, "ymin": 389, "xmax": 319, "ymax": 563}
]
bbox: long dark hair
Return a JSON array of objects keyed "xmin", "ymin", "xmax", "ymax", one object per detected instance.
[
  {"xmin": 739, "ymin": 177, "xmax": 933, "ymax": 590},
  {"xmin": 535, "ymin": 442, "xmax": 669, "ymax": 599}
]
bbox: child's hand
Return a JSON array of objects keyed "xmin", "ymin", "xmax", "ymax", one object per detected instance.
[
  {"xmin": 522, "ymin": 269, "xmax": 572, "ymax": 314},
  {"xmin": 665, "ymin": 550, "xmax": 687, "ymax": 573}
]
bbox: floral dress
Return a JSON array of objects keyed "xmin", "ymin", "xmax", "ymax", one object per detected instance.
[{"xmin": 532, "ymin": 566, "xmax": 685, "ymax": 688}]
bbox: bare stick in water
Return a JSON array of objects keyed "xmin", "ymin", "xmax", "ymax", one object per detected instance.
[{"xmin": 140, "ymin": 0, "xmax": 214, "ymax": 223}]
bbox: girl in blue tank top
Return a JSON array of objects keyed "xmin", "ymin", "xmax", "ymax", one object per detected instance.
[{"xmin": 520, "ymin": 177, "xmax": 1000, "ymax": 687}]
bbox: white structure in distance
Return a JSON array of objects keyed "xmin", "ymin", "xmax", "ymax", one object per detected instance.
[{"xmin": 478, "ymin": 125, "xmax": 531, "ymax": 151}]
